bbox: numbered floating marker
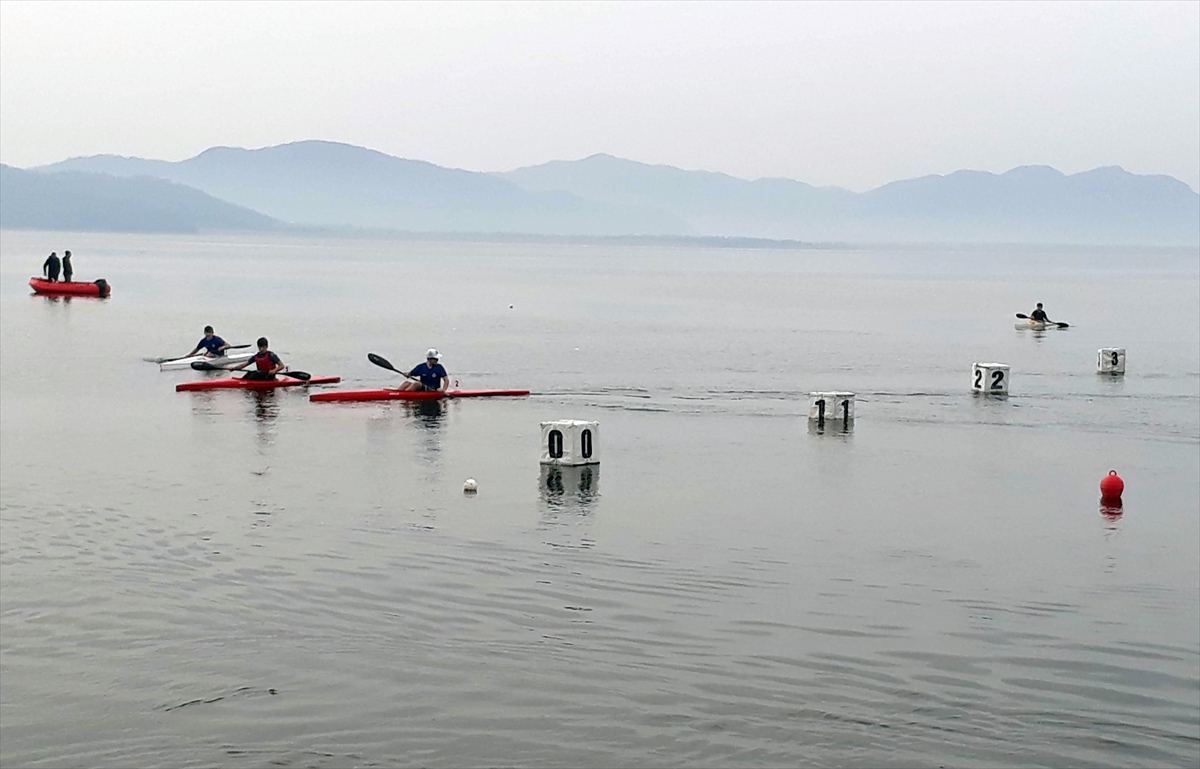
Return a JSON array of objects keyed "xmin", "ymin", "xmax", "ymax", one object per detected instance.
[
  {"xmin": 808, "ymin": 392, "xmax": 855, "ymax": 424},
  {"xmin": 1097, "ymin": 348, "xmax": 1126, "ymax": 375},
  {"xmin": 540, "ymin": 420, "xmax": 600, "ymax": 466},
  {"xmin": 972, "ymin": 363, "xmax": 1010, "ymax": 395}
]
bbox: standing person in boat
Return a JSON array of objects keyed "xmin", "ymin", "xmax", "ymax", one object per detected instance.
[
  {"xmin": 228, "ymin": 337, "xmax": 285, "ymax": 380},
  {"xmin": 42, "ymin": 252, "xmax": 60, "ymax": 282},
  {"xmin": 61, "ymin": 250, "xmax": 73, "ymax": 282},
  {"xmin": 182, "ymin": 326, "xmax": 232, "ymax": 359},
  {"xmin": 1029, "ymin": 303, "xmax": 1052, "ymax": 323},
  {"xmin": 398, "ymin": 349, "xmax": 449, "ymax": 392}
]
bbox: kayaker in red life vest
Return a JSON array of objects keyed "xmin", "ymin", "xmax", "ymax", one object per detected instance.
[
  {"xmin": 42, "ymin": 252, "xmax": 60, "ymax": 282},
  {"xmin": 182, "ymin": 326, "xmax": 231, "ymax": 359},
  {"xmin": 1030, "ymin": 303, "xmax": 1051, "ymax": 323},
  {"xmin": 398, "ymin": 349, "xmax": 449, "ymax": 392},
  {"xmin": 229, "ymin": 337, "xmax": 285, "ymax": 380}
]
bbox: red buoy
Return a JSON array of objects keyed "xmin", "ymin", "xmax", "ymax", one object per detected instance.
[{"xmin": 1100, "ymin": 470, "xmax": 1124, "ymax": 500}]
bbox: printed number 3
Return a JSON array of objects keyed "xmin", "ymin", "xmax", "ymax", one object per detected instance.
[{"xmin": 1111, "ymin": 352, "xmax": 1120, "ymax": 366}]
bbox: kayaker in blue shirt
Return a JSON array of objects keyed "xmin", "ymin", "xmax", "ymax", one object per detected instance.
[
  {"xmin": 1030, "ymin": 303, "xmax": 1051, "ymax": 323},
  {"xmin": 229, "ymin": 337, "xmax": 285, "ymax": 380},
  {"xmin": 183, "ymin": 326, "xmax": 232, "ymax": 358},
  {"xmin": 398, "ymin": 349, "xmax": 449, "ymax": 392},
  {"xmin": 42, "ymin": 252, "xmax": 60, "ymax": 282}
]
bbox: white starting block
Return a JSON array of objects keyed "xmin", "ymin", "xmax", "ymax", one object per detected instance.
[
  {"xmin": 540, "ymin": 420, "xmax": 600, "ymax": 466},
  {"xmin": 972, "ymin": 363, "xmax": 1010, "ymax": 395},
  {"xmin": 808, "ymin": 392, "xmax": 855, "ymax": 423},
  {"xmin": 1097, "ymin": 348, "xmax": 1126, "ymax": 375}
]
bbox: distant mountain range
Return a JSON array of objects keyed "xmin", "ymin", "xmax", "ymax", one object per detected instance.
[
  {"xmin": 4, "ymin": 140, "xmax": 1196, "ymax": 245},
  {"xmin": 0, "ymin": 163, "xmax": 280, "ymax": 233}
]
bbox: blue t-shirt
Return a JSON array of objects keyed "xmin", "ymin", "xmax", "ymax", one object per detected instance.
[
  {"xmin": 198, "ymin": 336, "xmax": 227, "ymax": 355},
  {"xmin": 409, "ymin": 362, "xmax": 447, "ymax": 390}
]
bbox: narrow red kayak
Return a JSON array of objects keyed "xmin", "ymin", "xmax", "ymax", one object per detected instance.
[
  {"xmin": 177, "ymin": 375, "xmax": 341, "ymax": 392},
  {"xmin": 30, "ymin": 277, "xmax": 111, "ymax": 297},
  {"xmin": 310, "ymin": 388, "xmax": 530, "ymax": 403}
]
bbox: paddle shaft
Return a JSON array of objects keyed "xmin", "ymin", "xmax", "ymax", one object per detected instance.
[{"xmin": 367, "ymin": 353, "xmax": 435, "ymax": 389}]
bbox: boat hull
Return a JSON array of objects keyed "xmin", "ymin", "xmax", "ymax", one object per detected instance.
[
  {"xmin": 176, "ymin": 375, "xmax": 341, "ymax": 392},
  {"xmin": 310, "ymin": 388, "xmax": 530, "ymax": 403},
  {"xmin": 30, "ymin": 277, "xmax": 110, "ymax": 297}
]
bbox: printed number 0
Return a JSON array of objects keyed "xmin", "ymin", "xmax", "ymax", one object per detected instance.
[
  {"xmin": 973, "ymin": 369, "xmax": 982, "ymax": 388},
  {"xmin": 991, "ymin": 370, "xmax": 1005, "ymax": 389}
]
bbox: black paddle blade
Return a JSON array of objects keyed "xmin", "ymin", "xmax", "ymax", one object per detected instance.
[
  {"xmin": 367, "ymin": 352, "xmax": 398, "ymax": 372},
  {"xmin": 1015, "ymin": 313, "xmax": 1029, "ymax": 319},
  {"xmin": 191, "ymin": 361, "xmax": 220, "ymax": 371},
  {"xmin": 281, "ymin": 370, "xmax": 311, "ymax": 381}
]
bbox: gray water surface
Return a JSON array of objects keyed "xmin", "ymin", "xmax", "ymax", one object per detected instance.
[{"xmin": 1, "ymin": 231, "xmax": 1198, "ymax": 768}]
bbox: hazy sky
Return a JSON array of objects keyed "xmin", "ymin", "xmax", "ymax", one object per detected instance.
[{"xmin": 1, "ymin": 1, "xmax": 1197, "ymax": 191}]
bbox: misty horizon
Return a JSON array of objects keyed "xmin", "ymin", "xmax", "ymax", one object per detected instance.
[{"xmin": 1, "ymin": 2, "xmax": 1196, "ymax": 192}]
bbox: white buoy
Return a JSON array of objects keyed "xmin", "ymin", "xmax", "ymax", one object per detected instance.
[
  {"xmin": 972, "ymin": 363, "xmax": 1010, "ymax": 395},
  {"xmin": 1097, "ymin": 348, "xmax": 1126, "ymax": 375},
  {"xmin": 540, "ymin": 420, "xmax": 600, "ymax": 466},
  {"xmin": 808, "ymin": 392, "xmax": 855, "ymax": 424},
  {"xmin": 463, "ymin": 478, "xmax": 478, "ymax": 494}
]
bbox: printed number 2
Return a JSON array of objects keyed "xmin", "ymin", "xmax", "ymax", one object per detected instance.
[
  {"xmin": 991, "ymin": 370, "xmax": 1005, "ymax": 389},
  {"xmin": 973, "ymin": 369, "xmax": 983, "ymax": 388}
]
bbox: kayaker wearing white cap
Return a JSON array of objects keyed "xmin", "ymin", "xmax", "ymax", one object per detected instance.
[{"xmin": 398, "ymin": 349, "xmax": 449, "ymax": 392}]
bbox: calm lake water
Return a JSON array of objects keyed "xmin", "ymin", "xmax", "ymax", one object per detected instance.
[{"xmin": 1, "ymin": 230, "xmax": 1198, "ymax": 768}]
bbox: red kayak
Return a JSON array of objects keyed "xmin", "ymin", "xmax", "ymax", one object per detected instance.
[
  {"xmin": 310, "ymin": 388, "xmax": 530, "ymax": 403},
  {"xmin": 30, "ymin": 277, "xmax": 111, "ymax": 297},
  {"xmin": 177, "ymin": 375, "xmax": 341, "ymax": 392}
]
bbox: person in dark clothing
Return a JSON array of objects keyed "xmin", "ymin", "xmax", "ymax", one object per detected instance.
[
  {"xmin": 61, "ymin": 251, "xmax": 73, "ymax": 282},
  {"xmin": 398, "ymin": 349, "xmax": 449, "ymax": 392},
  {"xmin": 42, "ymin": 252, "xmax": 60, "ymax": 282},
  {"xmin": 229, "ymin": 337, "xmax": 285, "ymax": 380},
  {"xmin": 1030, "ymin": 303, "xmax": 1051, "ymax": 323}
]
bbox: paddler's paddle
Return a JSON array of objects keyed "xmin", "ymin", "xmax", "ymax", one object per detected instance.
[
  {"xmin": 231, "ymin": 370, "xmax": 312, "ymax": 382},
  {"xmin": 367, "ymin": 352, "xmax": 428, "ymax": 388},
  {"xmin": 149, "ymin": 343, "xmax": 253, "ymax": 365},
  {"xmin": 1016, "ymin": 313, "xmax": 1069, "ymax": 328}
]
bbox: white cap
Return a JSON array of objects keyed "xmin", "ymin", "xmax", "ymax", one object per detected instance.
[{"xmin": 426, "ymin": 348, "xmax": 440, "ymax": 359}]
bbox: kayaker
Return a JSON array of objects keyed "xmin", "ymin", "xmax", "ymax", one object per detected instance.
[
  {"xmin": 398, "ymin": 349, "xmax": 449, "ymax": 392},
  {"xmin": 42, "ymin": 252, "xmax": 60, "ymax": 282},
  {"xmin": 229, "ymin": 337, "xmax": 285, "ymax": 380},
  {"xmin": 183, "ymin": 326, "xmax": 232, "ymax": 359},
  {"xmin": 1030, "ymin": 303, "xmax": 1051, "ymax": 323},
  {"xmin": 61, "ymin": 251, "xmax": 73, "ymax": 282}
]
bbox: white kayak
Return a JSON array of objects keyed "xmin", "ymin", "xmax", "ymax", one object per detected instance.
[
  {"xmin": 1015, "ymin": 319, "xmax": 1067, "ymax": 331},
  {"xmin": 158, "ymin": 350, "xmax": 254, "ymax": 370}
]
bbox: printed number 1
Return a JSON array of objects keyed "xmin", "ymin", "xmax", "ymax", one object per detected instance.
[{"xmin": 991, "ymin": 370, "xmax": 1005, "ymax": 389}]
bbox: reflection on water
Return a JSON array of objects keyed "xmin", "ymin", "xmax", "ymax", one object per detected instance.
[
  {"xmin": 539, "ymin": 465, "xmax": 600, "ymax": 511},
  {"xmin": 248, "ymin": 390, "xmax": 278, "ymax": 445},
  {"xmin": 406, "ymin": 398, "xmax": 446, "ymax": 427},
  {"xmin": 807, "ymin": 418, "xmax": 854, "ymax": 436}
]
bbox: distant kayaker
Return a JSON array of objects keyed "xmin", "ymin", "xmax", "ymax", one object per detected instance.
[
  {"xmin": 42, "ymin": 252, "xmax": 60, "ymax": 282},
  {"xmin": 61, "ymin": 251, "xmax": 73, "ymax": 282},
  {"xmin": 1030, "ymin": 303, "xmax": 1051, "ymax": 323},
  {"xmin": 229, "ymin": 337, "xmax": 285, "ymax": 380},
  {"xmin": 183, "ymin": 326, "xmax": 232, "ymax": 359},
  {"xmin": 398, "ymin": 349, "xmax": 449, "ymax": 392}
]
